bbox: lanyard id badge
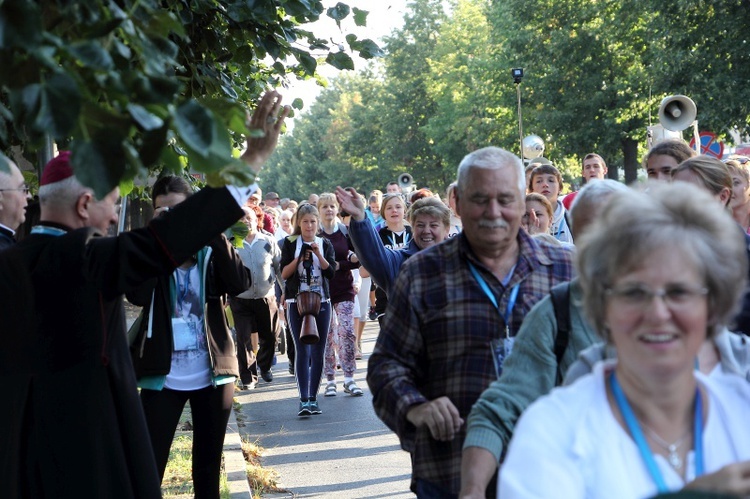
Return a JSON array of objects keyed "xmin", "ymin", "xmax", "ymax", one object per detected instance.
[
  {"xmin": 172, "ymin": 317, "xmax": 200, "ymax": 351},
  {"xmin": 468, "ymin": 261, "xmax": 520, "ymax": 378},
  {"xmin": 490, "ymin": 336, "xmax": 516, "ymax": 379}
]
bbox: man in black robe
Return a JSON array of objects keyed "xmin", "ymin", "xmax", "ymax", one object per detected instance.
[{"xmin": 0, "ymin": 91, "xmax": 289, "ymax": 498}]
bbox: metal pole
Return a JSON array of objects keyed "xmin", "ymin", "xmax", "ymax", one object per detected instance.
[
  {"xmin": 117, "ymin": 194, "xmax": 128, "ymax": 235},
  {"xmin": 516, "ymin": 82, "xmax": 524, "ymax": 160}
]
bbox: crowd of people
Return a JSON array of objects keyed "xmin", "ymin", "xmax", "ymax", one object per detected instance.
[{"xmin": 3, "ymin": 85, "xmax": 750, "ymax": 499}]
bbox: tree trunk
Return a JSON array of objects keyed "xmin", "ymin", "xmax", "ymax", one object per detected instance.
[{"xmin": 622, "ymin": 137, "xmax": 639, "ymax": 185}]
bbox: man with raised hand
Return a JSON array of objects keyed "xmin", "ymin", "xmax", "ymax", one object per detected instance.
[{"xmin": 0, "ymin": 91, "xmax": 288, "ymax": 499}]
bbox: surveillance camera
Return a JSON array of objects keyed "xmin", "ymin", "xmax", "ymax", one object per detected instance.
[{"xmin": 511, "ymin": 68, "xmax": 524, "ymax": 83}]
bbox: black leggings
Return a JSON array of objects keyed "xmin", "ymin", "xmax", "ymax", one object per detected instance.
[{"xmin": 140, "ymin": 383, "xmax": 234, "ymax": 499}]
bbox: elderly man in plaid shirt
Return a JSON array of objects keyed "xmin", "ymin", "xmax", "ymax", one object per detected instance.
[{"xmin": 367, "ymin": 146, "xmax": 575, "ymax": 498}]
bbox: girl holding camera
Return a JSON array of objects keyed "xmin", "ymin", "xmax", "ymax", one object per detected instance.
[{"xmin": 280, "ymin": 203, "xmax": 336, "ymax": 416}]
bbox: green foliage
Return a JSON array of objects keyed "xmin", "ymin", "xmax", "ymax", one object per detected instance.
[
  {"xmin": 648, "ymin": 0, "xmax": 750, "ymax": 139},
  {"xmin": 264, "ymin": 0, "xmax": 750, "ymax": 198},
  {"xmin": 424, "ymin": 0, "xmax": 517, "ymax": 175},
  {"xmin": 263, "ymin": 0, "xmax": 454, "ymax": 199},
  {"xmin": 0, "ymin": 0, "xmax": 380, "ymax": 198}
]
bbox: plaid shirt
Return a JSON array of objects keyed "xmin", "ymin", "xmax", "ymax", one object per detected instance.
[{"xmin": 367, "ymin": 230, "xmax": 574, "ymax": 494}]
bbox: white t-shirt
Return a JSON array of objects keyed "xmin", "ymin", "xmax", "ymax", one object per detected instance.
[
  {"xmin": 286, "ymin": 236, "xmax": 326, "ymax": 301},
  {"xmin": 164, "ymin": 263, "xmax": 212, "ymax": 391},
  {"xmin": 499, "ymin": 361, "xmax": 750, "ymax": 498}
]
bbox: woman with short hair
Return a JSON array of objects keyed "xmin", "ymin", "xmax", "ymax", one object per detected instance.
[
  {"xmin": 499, "ymin": 182, "xmax": 750, "ymax": 498},
  {"xmin": 521, "ymin": 192, "xmax": 554, "ymax": 236}
]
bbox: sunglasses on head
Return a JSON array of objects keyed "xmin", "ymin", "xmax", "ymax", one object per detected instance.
[{"xmin": 725, "ymin": 156, "xmax": 750, "ymax": 165}]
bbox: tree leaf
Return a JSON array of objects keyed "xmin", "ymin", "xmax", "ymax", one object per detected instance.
[
  {"xmin": 9, "ymin": 84, "xmax": 41, "ymax": 136},
  {"xmin": 128, "ymin": 103, "xmax": 164, "ymax": 131},
  {"xmin": 354, "ymin": 39, "xmax": 383, "ymax": 59},
  {"xmin": 227, "ymin": 220, "xmax": 249, "ymax": 248},
  {"xmin": 144, "ymin": 10, "xmax": 186, "ymax": 38},
  {"xmin": 160, "ymin": 146, "xmax": 184, "ymax": 175},
  {"xmin": 119, "ymin": 177, "xmax": 135, "ymax": 196},
  {"xmin": 326, "ymin": 2, "xmax": 350, "ymax": 26},
  {"xmin": 295, "ymin": 50, "xmax": 317, "ymax": 74},
  {"xmin": 352, "ymin": 7, "xmax": 368, "ymax": 27},
  {"xmin": 72, "ymin": 134, "xmax": 127, "ymax": 199},
  {"xmin": 138, "ymin": 124, "xmax": 169, "ymax": 167},
  {"xmin": 173, "ymin": 100, "xmax": 214, "ymax": 157},
  {"xmin": 0, "ymin": 0, "xmax": 42, "ymax": 48},
  {"xmin": 292, "ymin": 98, "xmax": 304, "ymax": 110},
  {"xmin": 68, "ymin": 40, "xmax": 114, "ymax": 70},
  {"xmin": 35, "ymin": 72, "xmax": 81, "ymax": 138},
  {"xmin": 326, "ymin": 51, "xmax": 354, "ymax": 70}
]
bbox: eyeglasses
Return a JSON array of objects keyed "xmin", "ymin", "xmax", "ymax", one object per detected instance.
[
  {"xmin": 605, "ymin": 284, "xmax": 708, "ymax": 310},
  {"xmin": 0, "ymin": 186, "xmax": 30, "ymax": 195}
]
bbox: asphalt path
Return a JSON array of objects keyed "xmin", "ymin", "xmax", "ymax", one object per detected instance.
[{"xmin": 235, "ymin": 320, "xmax": 415, "ymax": 498}]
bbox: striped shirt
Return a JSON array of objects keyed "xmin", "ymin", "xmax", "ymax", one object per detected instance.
[{"xmin": 367, "ymin": 230, "xmax": 575, "ymax": 495}]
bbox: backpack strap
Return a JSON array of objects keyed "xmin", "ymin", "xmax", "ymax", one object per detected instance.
[
  {"xmin": 549, "ymin": 281, "xmax": 572, "ymax": 385},
  {"xmin": 564, "ymin": 210, "xmax": 573, "ymax": 241}
]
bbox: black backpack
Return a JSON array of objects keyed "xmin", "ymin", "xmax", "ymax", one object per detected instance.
[{"xmin": 549, "ymin": 281, "xmax": 572, "ymax": 385}]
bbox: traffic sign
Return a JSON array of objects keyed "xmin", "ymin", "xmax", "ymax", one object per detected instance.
[{"xmin": 689, "ymin": 132, "xmax": 724, "ymax": 158}]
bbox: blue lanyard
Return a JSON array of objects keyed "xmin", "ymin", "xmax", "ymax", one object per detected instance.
[
  {"xmin": 468, "ymin": 261, "xmax": 520, "ymax": 333},
  {"xmin": 609, "ymin": 372, "xmax": 703, "ymax": 493},
  {"xmin": 31, "ymin": 225, "xmax": 67, "ymax": 236}
]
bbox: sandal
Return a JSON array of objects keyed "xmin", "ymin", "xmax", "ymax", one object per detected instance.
[
  {"xmin": 343, "ymin": 380, "xmax": 364, "ymax": 397},
  {"xmin": 324, "ymin": 382, "xmax": 337, "ymax": 397}
]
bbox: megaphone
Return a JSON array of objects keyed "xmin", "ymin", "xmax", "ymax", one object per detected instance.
[
  {"xmin": 522, "ymin": 135, "xmax": 545, "ymax": 159},
  {"xmin": 398, "ymin": 173, "xmax": 413, "ymax": 191},
  {"xmin": 658, "ymin": 95, "xmax": 697, "ymax": 132}
]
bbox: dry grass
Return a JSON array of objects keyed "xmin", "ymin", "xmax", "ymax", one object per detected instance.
[
  {"xmin": 241, "ymin": 436, "xmax": 286, "ymax": 499},
  {"xmin": 161, "ymin": 397, "xmax": 285, "ymax": 498}
]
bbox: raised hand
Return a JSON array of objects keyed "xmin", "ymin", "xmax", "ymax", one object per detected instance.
[
  {"xmin": 335, "ymin": 186, "xmax": 366, "ymax": 221},
  {"xmin": 241, "ymin": 90, "xmax": 291, "ymax": 174}
]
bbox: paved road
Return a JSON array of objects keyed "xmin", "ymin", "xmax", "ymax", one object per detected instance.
[{"xmin": 235, "ymin": 321, "xmax": 415, "ymax": 498}]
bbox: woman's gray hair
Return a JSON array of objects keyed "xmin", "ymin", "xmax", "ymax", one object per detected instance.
[
  {"xmin": 407, "ymin": 196, "xmax": 451, "ymax": 228},
  {"xmin": 569, "ymin": 179, "xmax": 629, "ymax": 240},
  {"xmin": 576, "ymin": 182, "xmax": 747, "ymax": 341},
  {"xmin": 570, "ymin": 179, "xmax": 628, "ymax": 215},
  {"xmin": 457, "ymin": 147, "xmax": 525, "ymax": 197}
]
